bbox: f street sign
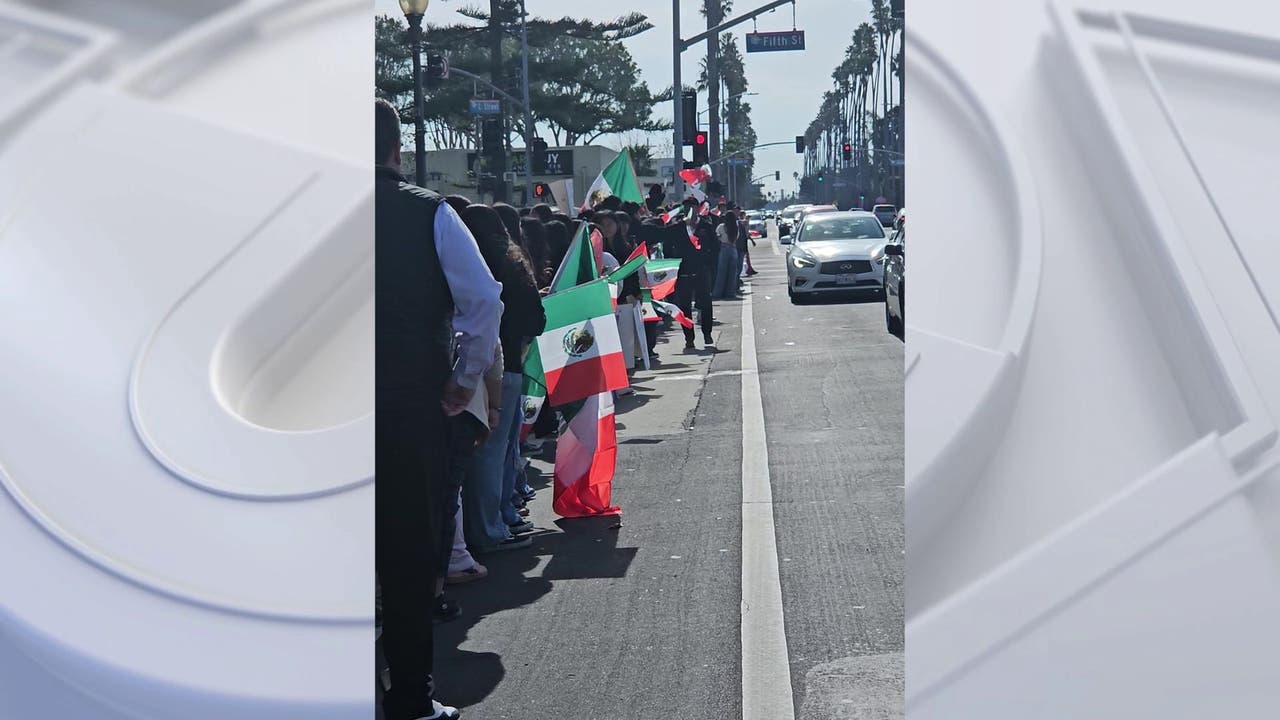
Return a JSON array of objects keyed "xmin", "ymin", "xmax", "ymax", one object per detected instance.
[
  {"xmin": 469, "ymin": 98, "xmax": 501, "ymax": 115},
  {"xmin": 745, "ymin": 30, "xmax": 805, "ymax": 53}
]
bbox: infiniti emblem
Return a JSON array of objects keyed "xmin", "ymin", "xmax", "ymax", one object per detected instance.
[{"xmin": 840, "ymin": 263, "xmax": 853, "ymax": 271}]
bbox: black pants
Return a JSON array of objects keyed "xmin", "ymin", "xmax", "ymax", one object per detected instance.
[
  {"xmin": 674, "ymin": 271, "xmax": 713, "ymax": 343},
  {"xmin": 376, "ymin": 398, "xmax": 447, "ymax": 720}
]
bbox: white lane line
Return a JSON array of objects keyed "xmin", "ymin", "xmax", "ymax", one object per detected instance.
[{"xmin": 740, "ymin": 285, "xmax": 796, "ymax": 720}]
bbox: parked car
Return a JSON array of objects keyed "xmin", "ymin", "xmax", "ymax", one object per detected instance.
[
  {"xmin": 881, "ymin": 226, "xmax": 905, "ymax": 340},
  {"xmin": 786, "ymin": 211, "xmax": 888, "ymax": 303},
  {"xmin": 872, "ymin": 203, "xmax": 897, "ymax": 227}
]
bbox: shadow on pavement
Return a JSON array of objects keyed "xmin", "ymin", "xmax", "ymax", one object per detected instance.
[{"xmin": 433, "ymin": 471, "xmax": 638, "ymax": 709}]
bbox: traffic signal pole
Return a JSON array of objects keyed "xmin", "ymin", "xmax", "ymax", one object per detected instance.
[
  {"xmin": 519, "ymin": 0, "xmax": 535, "ymax": 205},
  {"xmin": 673, "ymin": 0, "xmax": 796, "ymax": 200},
  {"xmin": 672, "ymin": 0, "xmax": 684, "ymax": 198}
]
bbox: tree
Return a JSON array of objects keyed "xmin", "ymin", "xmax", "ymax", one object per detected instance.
[
  {"xmin": 801, "ymin": 6, "xmax": 901, "ymax": 204},
  {"xmin": 374, "ymin": 8, "xmax": 668, "ymax": 151}
]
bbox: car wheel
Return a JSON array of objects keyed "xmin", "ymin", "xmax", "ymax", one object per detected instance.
[{"xmin": 885, "ymin": 301, "xmax": 902, "ymax": 338}]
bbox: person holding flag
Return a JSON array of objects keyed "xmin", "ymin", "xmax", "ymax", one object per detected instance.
[
  {"xmin": 657, "ymin": 199, "xmax": 718, "ymax": 349},
  {"xmin": 581, "ymin": 151, "xmax": 645, "ymax": 211},
  {"xmin": 598, "ymin": 212, "xmax": 643, "ymax": 373}
]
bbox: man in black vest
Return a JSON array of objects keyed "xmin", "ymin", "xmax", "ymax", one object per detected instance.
[{"xmin": 375, "ymin": 99, "xmax": 501, "ymax": 720}]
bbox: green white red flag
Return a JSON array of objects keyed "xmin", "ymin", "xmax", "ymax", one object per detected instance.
[
  {"xmin": 552, "ymin": 390, "xmax": 620, "ymax": 517},
  {"xmin": 606, "ymin": 242, "xmax": 647, "ymax": 284},
  {"xmin": 581, "ymin": 151, "xmax": 645, "ymax": 210},
  {"xmin": 519, "ymin": 346, "xmax": 547, "ymax": 442},
  {"xmin": 549, "ymin": 221, "xmax": 598, "ymax": 292},
  {"xmin": 645, "ymin": 258, "xmax": 681, "ymax": 300},
  {"xmin": 535, "ymin": 279, "xmax": 628, "ymax": 406}
]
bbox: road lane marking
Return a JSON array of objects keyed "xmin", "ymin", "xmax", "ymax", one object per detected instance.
[{"xmin": 740, "ymin": 282, "xmax": 796, "ymax": 720}]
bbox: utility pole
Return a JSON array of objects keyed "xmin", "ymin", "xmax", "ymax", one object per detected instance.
[
  {"xmin": 672, "ymin": 0, "xmax": 793, "ymax": 201},
  {"xmin": 488, "ymin": 0, "xmax": 507, "ymax": 202},
  {"xmin": 519, "ymin": 0, "xmax": 534, "ymax": 205},
  {"xmin": 706, "ymin": 0, "xmax": 722, "ymax": 164},
  {"xmin": 672, "ymin": 0, "xmax": 684, "ymax": 198}
]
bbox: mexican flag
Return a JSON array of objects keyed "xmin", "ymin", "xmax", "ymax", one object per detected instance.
[
  {"xmin": 652, "ymin": 297, "xmax": 694, "ymax": 330},
  {"xmin": 640, "ymin": 288, "xmax": 661, "ymax": 324},
  {"xmin": 519, "ymin": 346, "xmax": 547, "ymax": 442},
  {"xmin": 552, "ymin": 391, "xmax": 621, "ymax": 518},
  {"xmin": 581, "ymin": 151, "xmax": 644, "ymax": 210},
  {"xmin": 606, "ymin": 242, "xmax": 648, "ymax": 284},
  {"xmin": 549, "ymin": 221, "xmax": 598, "ymax": 292},
  {"xmin": 645, "ymin": 258, "xmax": 681, "ymax": 300},
  {"xmin": 536, "ymin": 279, "xmax": 628, "ymax": 406}
]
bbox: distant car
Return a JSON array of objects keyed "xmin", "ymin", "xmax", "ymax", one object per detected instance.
[
  {"xmin": 786, "ymin": 211, "xmax": 888, "ymax": 303},
  {"xmin": 881, "ymin": 226, "xmax": 905, "ymax": 340},
  {"xmin": 781, "ymin": 203, "xmax": 813, "ymax": 226},
  {"xmin": 872, "ymin": 204, "xmax": 897, "ymax": 227},
  {"xmin": 893, "ymin": 207, "xmax": 906, "ymax": 231},
  {"xmin": 748, "ymin": 216, "xmax": 767, "ymax": 238}
]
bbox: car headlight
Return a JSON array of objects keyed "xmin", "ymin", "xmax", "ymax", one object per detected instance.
[
  {"xmin": 870, "ymin": 247, "xmax": 885, "ymax": 265},
  {"xmin": 791, "ymin": 251, "xmax": 816, "ymax": 269}
]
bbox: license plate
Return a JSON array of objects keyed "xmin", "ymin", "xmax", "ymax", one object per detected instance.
[{"xmin": 835, "ymin": 273, "xmax": 858, "ymax": 285}]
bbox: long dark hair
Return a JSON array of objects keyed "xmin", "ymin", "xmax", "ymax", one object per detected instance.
[
  {"xmin": 544, "ymin": 220, "xmax": 570, "ymax": 272},
  {"xmin": 520, "ymin": 216, "xmax": 549, "ymax": 287},
  {"xmin": 721, "ymin": 210, "xmax": 739, "ymax": 242},
  {"xmin": 459, "ymin": 204, "xmax": 536, "ymax": 294},
  {"xmin": 492, "ymin": 203, "xmax": 525, "ymax": 253}
]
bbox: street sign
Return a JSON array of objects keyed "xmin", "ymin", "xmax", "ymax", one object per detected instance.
[
  {"xmin": 726, "ymin": 157, "xmax": 751, "ymax": 166},
  {"xmin": 469, "ymin": 98, "xmax": 501, "ymax": 115},
  {"xmin": 890, "ymin": 159, "xmax": 905, "ymax": 167},
  {"xmin": 745, "ymin": 30, "xmax": 805, "ymax": 53}
]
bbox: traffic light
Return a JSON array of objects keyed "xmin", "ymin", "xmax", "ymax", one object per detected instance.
[
  {"xmin": 692, "ymin": 131, "xmax": 709, "ymax": 165},
  {"xmin": 681, "ymin": 91, "xmax": 698, "ymax": 141},
  {"xmin": 481, "ymin": 119, "xmax": 503, "ymax": 151},
  {"xmin": 842, "ymin": 142, "xmax": 852, "ymax": 161},
  {"xmin": 530, "ymin": 137, "xmax": 548, "ymax": 173},
  {"xmin": 425, "ymin": 53, "xmax": 447, "ymax": 89},
  {"xmin": 795, "ymin": 135, "xmax": 804, "ymax": 154},
  {"xmin": 775, "ymin": 170, "xmax": 780, "ymax": 181},
  {"xmin": 816, "ymin": 172, "xmax": 825, "ymax": 183}
]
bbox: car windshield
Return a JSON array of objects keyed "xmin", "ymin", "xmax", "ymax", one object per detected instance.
[{"xmin": 799, "ymin": 215, "xmax": 886, "ymax": 241}]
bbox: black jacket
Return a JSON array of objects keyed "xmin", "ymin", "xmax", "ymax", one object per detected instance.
[
  {"xmin": 652, "ymin": 220, "xmax": 717, "ymax": 276},
  {"xmin": 498, "ymin": 265, "xmax": 546, "ymax": 373},
  {"xmin": 374, "ymin": 165, "xmax": 452, "ymax": 402}
]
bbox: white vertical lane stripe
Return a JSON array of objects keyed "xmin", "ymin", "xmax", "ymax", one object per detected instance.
[{"xmin": 740, "ymin": 286, "xmax": 796, "ymax": 720}]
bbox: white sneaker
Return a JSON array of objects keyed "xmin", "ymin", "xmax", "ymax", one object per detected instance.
[{"xmin": 417, "ymin": 699, "xmax": 460, "ymax": 719}]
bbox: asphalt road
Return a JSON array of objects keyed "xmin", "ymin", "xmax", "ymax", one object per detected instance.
[{"xmin": 432, "ymin": 224, "xmax": 904, "ymax": 719}]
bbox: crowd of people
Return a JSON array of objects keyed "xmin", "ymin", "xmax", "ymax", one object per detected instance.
[{"xmin": 374, "ymin": 99, "xmax": 759, "ymax": 720}]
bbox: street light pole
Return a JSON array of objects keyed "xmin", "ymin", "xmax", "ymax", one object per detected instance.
[
  {"xmin": 400, "ymin": 0, "xmax": 431, "ymax": 186},
  {"xmin": 519, "ymin": 0, "xmax": 534, "ymax": 205},
  {"xmin": 672, "ymin": 0, "xmax": 684, "ymax": 198}
]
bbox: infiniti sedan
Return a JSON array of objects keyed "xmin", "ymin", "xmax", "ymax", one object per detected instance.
[{"xmin": 786, "ymin": 211, "xmax": 888, "ymax": 303}]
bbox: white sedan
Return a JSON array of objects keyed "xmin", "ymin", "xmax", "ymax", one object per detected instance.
[{"xmin": 786, "ymin": 211, "xmax": 888, "ymax": 303}]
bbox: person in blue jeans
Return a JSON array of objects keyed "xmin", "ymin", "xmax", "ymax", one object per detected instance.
[
  {"xmin": 458, "ymin": 204, "xmax": 546, "ymax": 553},
  {"xmin": 713, "ymin": 209, "xmax": 742, "ymax": 299}
]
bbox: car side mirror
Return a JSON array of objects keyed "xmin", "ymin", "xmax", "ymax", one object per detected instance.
[{"xmin": 883, "ymin": 244, "xmax": 903, "ymax": 256}]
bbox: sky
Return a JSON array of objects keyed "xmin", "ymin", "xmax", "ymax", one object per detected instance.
[{"xmin": 375, "ymin": 0, "xmax": 868, "ymax": 198}]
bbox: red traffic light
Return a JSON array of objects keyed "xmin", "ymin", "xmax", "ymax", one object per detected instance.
[
  {"xmin": 694, "ymin": 132, "xmax": 707, "ymax": 145},
  {"xmin": 842, "ymin": 143, "xmax": 851, "ymax": 152}
]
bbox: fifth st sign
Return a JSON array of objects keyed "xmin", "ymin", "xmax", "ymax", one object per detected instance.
[{"xmin": 744, "ymin": 30, "xmax": 805, "ymax": 53}]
